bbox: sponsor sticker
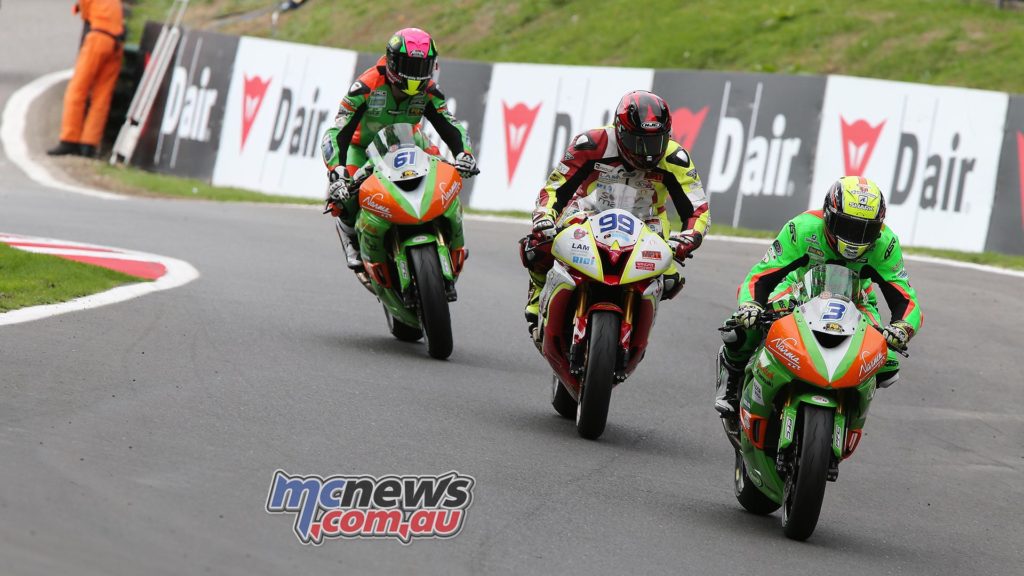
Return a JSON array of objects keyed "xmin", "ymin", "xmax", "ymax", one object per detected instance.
[
  {"xmin": 859, "ymin": 350, "xmax": 885, "ymax": 376},
  {"xmin": 822, "ymin": 321, "xmax": 843, "ymax": 333},
  {"xmin": 769, "ymin": 336, "xmax": 801, "ymax": 369},
  {"xmin": 641, "ymin": 250, "xmax": 661, "ymax": 259},
  {"xmin": 635, "ymin": 261, "xmax": 656, "ymax": 271},
  {"xmin": 571, "ymin": 255, "xmax": 596, "ymax": 266}
]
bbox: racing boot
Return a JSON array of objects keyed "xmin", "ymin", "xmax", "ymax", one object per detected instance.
[
  {"xmin": 525, "ymin": 280, "xmax": 541, "ymax": 339},
  {"xmin": 715, "ymin": 346, "xmax": 743, "ymax": 417},
  {"xmin": 337, "ymin": 221, "xmax": 372, "ymax": 292}
]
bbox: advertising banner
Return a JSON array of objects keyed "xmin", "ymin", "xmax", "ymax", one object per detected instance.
[
  {"xmin": 212, "ymin": 37, "xmax": 358, "ymax": 197},
  {"xmin": 653, "ymin": 70, "xmax": 826, "ymax": 232},
  {"xmin": 133, "ymin": 27, "xmax": 240, "ymax": 180},
  {"xmin": 469, "ymin": 63, "xmax": 654, "ymax": 211},
  {"xmin": 811, "ymin": 75, "xmax": 1008, "ymax": 252},
  {"xmin": 419, "ymin": 57, "xmax": 492, "ymax": 205},
  {"xmin": 985, "ymin": 95, "xmax": 1024, "ymax": 255}
]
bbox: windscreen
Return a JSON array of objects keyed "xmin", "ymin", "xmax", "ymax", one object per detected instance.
[
  {"xmin": 562, "ymin": 180, "xmax": 656, "ymax": 225},
  {"xmin": 800, "ymin": 264, "xmax": 861, "ymax": 303},
  {"xmin": 367, "ymin": 123, "xmax": 418, "ymax": 166}
]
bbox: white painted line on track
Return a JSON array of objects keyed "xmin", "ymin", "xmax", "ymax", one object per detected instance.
[
  {"xmin": 0, "ymin": 234, "xmax": 199, "ymax": 326},
  {"xmin": 3, "ymin": 71, "xmax": 1021, "ymax": 281},
  {"xmin": 1, "ymin": 69, "xmax": 125, "ymax": 201}
]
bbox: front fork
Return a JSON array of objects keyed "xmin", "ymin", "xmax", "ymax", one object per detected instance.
[{"xmin": 356, "ymin": 200, "xmax": 468, "ymax": 299}]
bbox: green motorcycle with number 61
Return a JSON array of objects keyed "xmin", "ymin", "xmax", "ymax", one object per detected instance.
[{"xmin": 344, "ymin": 124, "xmax": 474, "ymax": 360}]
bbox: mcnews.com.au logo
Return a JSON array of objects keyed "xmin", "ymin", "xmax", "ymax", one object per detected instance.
[{"xmin": 265, "ymin": 470, "xmax": 474, "ymax": 545}]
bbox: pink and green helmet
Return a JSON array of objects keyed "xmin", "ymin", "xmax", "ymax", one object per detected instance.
[{"xmin": 385, "ymin": 28, "xmax": 438, "ymax": 96}]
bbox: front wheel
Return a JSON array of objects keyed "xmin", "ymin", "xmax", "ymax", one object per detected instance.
[
  {"xmin": 734, "ymin": 451, "xmax": 781, "ymax": 515},
  {"xmin": 782, "ymin": 405, "xmax": 834, "ymax": 541},
  {"xmin": 409, "ymin": 245, "xmax": 453, "ymax": 359},
  {"xmin": 576, "ymin": 311, "xmax": 619, "ymax": 440}
]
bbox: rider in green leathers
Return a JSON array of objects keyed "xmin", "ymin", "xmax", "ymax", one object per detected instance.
[
  {"xmin": 321, "ymin": 27, "xmax": 476, "ymax": 276},
  {"xmin": 716, "ymin": 176, "xmax": 923, "ymax": 415}
]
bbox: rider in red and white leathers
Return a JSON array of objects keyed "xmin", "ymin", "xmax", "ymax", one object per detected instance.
[{"xmin": 521, "ymin": 90, "xmax": 710, "ymax": 330}]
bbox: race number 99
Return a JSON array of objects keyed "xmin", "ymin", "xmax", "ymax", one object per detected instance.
[{"xmin": 598, "ymin": 213, "xmax": 635, "ymax": 235}]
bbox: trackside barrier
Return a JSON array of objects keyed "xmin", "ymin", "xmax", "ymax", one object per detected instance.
[
  {"xmin": 121, "ymin": 23, "xmax": 1024, "ymax": 255},
  {"xmin": 110, "ymin": 0, "xmax": 190, "ymax": 165}
]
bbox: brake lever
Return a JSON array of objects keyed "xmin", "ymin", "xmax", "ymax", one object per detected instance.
[{"xmin": 889, "ymin": 345, "xmax": 910, "ymax": 358}]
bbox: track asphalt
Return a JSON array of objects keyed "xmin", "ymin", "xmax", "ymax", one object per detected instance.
[{"xmin": 0, "ymin": 2, "xmax": 1021, "ymax": 574}]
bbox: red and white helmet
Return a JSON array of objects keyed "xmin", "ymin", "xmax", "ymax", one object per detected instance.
[{"xmin": 614, "ymin": 90, "xmax": 672, "ymax": 170}]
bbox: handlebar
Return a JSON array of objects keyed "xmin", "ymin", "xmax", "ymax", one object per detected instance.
[{"xmin": 717, "ymin": 314, "xmax": 911, "ymax": 357}]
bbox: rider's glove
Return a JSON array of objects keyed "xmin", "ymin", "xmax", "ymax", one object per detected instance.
[
  {"xmin": 733, "ymin": 301, "xmax": 765, "ymax": 330},
  {"xmin": 455, "ymin": 152, "xmax": 477, "ymax": 177},
  {"xmin": 882, "ymin": 320, "xmax": 913, "ymax": 351},
  {"xmin": 326, "ymin": 173, "xmax": 353, "ymax": 217},
  {"xmin": 326, "ymin": 170, "xmax": 353, "ymax": 201},
  {"xmin": 531, "ymin": 210, "xmax": 557, "ymax": 242},
  {"xmin": 669, "ymin": 230, "xmax": 703, "ymax": 261}
]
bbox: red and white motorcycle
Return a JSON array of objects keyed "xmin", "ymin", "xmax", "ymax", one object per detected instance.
[{"xmin": 532, "ymin": 196, "xmax": 681, "ymax": 439}]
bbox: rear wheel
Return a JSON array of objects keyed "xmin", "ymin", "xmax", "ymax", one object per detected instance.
[
  {"xmin": 576, "ymin": 311, "xmax": 619, "ymax": 440},
  {"xmin": 409, "ymin": 245, "xmax": 453, "ymax": 359},
  {"xmin": 782, "ymin": 405, "xmax": 834, "ymax": 541},
  {"xmin": 384, "ymin": 305, "xmax": 422, "ymax": 342},
  {"xmin": 734, "ymin": 451, "xmax": 782, "ymax": 515},
  {"xmin": 551, "ymin": 375, "xmax": 576, "ymax": 419}
]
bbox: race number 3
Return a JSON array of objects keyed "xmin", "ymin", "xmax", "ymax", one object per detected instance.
[
  {"xmin": 821, "ymin": 301, "xmax": 847, "ymax": 321},
  {"xmin": 597, "ymin": 213, "xmax": 635, "ymax": 235}
]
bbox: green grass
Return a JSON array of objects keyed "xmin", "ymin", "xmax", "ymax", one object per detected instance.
[
  {"xmin": 130, "ymin": 0, "xmax": 1024, "ymax": 94},
  {"xmin": 0, "ymin": 243, "xmax": 149, "ymax": 312},
  {"xmin": 95, "ymin": 164, "xmax": 320, "ymax": 204}
]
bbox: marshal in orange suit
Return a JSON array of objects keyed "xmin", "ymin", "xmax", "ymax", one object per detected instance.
[{"xmin": 48, "ymin": 0, "xmax": 125, "ymax": 158}]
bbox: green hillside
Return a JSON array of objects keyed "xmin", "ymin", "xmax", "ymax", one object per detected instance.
[{"xmin": 130, "ymin": 0, "xmax": 1024, "ymax": 93}]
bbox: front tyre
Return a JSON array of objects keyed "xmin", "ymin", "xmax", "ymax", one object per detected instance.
[
  {"xmin": 576, "ymin": 311, "xmax": 618, "ymax": 440},
  {"xmin": 734, "ymin": 451, "xmax": 781, "ymax": 515},
  {"xmin": 409, "ymin": 245, "xmax": 453, "ymax": 359},
  {"xmin": 782, "ymin": 405, "xmax": 834, "ymax": 541},
  {"xmin": 551, "ymin": 375, "xmax": 576, "ymax": 419},
  {"xmin": 384, "ymin": 304, "xmax": 423, "ymax": 342}
]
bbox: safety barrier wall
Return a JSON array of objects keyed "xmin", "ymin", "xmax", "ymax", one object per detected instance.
[{"xmin": 131, "ymin": 23, "xmax": 1024, "ymax": 255}]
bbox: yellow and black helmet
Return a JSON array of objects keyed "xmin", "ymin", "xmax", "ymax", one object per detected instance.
[{"xmin": 823, "ymin": 176, "xmax": 886, "ymax": 260}]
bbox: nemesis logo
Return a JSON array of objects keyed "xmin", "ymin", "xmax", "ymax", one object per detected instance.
[
  {"xmin": 502, "ymin": 101, "xmax": 541, "ymax": 185},
  {"xmin": 769, "ymin": 336, "xmax": 801, "ymax": 369},
  {"xmin": 241, "ymin": 75, "xmax": 272, "ymax": 150},
  {"xmin": 859, "ymin": 349, "xmax": 885, "ymax": 377},
  {"xmin": 362, "ymin": 192, "xmax": 393, "ymax": 217},
  {"xmin": 440, "ymin": 179, "xmax": 462, "ymax": 205},
  {"xmin": 671, "ymin": 106, "xmax": 709, "ymax": 150},
  {"xmin": 266, "ymin": 470, "xmax": 474, "ymax": 545},
  {"xmin": 840, "ymin": 116, "xmax": 885, "ymax": 176}
]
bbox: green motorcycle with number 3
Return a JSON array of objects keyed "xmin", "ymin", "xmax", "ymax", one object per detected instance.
[{"xmin": 719, "ymin": 264, "xmax": 906, "ymax": 540}]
